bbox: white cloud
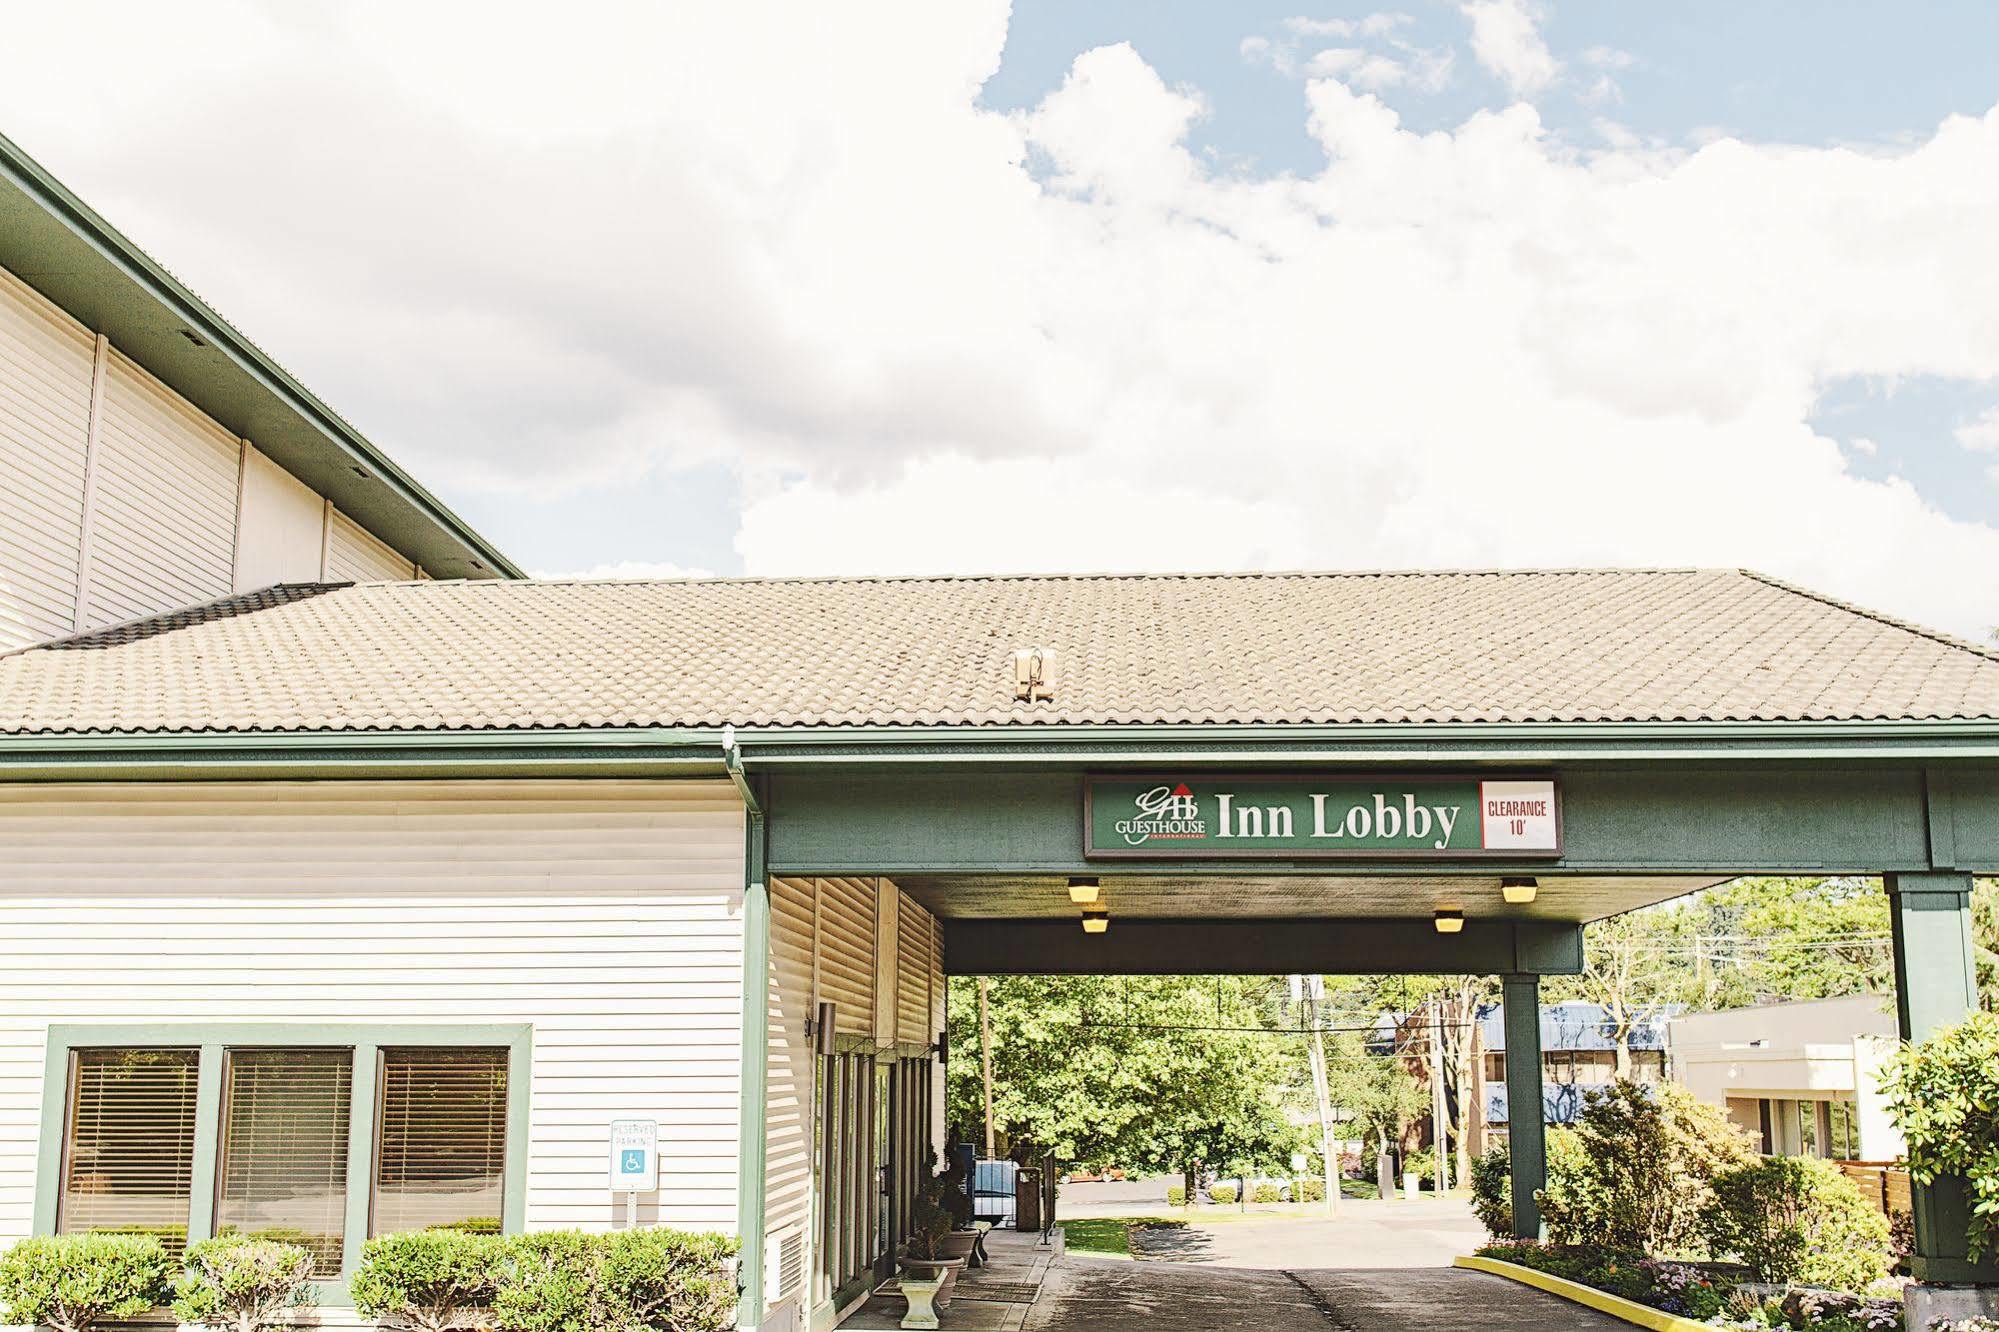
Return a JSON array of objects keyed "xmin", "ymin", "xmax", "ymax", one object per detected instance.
[
  {"xmin": 3, "ymin": 8, "xmax": 1999, "ymax": 637},
  {"xmin": 1849, "ymin": 436, "xmax": 1880, "ymax": 456},
  {"xmin": 1461, "ymin": 0, "xmax": 1561, "ymax": 98},
  {"xmin": 1959, "ymin": 407, "xmax": 1999, "ymax": 453},
  {"xmin": 530, "ymin": 560, "xmax": 716, "ymax": 581}
]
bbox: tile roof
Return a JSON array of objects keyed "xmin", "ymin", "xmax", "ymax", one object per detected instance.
[{"xmin": 3, "ymin": 568, "xmax": 1997, "ymax": 736}]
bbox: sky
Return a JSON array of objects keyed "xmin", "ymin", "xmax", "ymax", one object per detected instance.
[{"xmin": 2, "ymin": 2, "xmax": 1998, "ymax": 638}]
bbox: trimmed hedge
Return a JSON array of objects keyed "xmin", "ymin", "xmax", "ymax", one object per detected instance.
[
  {"xmin": 1700, "ymin": 1156, "xmax": 1892, "ymax": 1291},
  {"xmin": 171, "ymin": 1234, "xmax": 316, "ymax": 1332},
  {"xmin": 0, "ymin": 1234, "xmax": 175, "ymax": 1332},
  {"xmin": 1207, "ymin": 1184, "xmax": 1237, "ymax": 1205},
  {"xmin": 1166, "ymin": 1185, "xmax": 1186, "ymax": 1207},
  {"xmin": 350, "ymin": 1230, "xmax": 500, "ymax": 1332},
  {"xmin": 1251, "ymin": 1184, "xmax": 1282, "ymax": 1204}
]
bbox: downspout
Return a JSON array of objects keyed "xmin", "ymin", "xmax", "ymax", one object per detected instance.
[{"xmin": 728, "ymin": 728, "xmax": 770, "ymax": 1330}]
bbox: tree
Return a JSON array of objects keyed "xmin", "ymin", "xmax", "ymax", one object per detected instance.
[
  {"xmin": 1572, "ymin": 913, "xmax": 1682, "ymax": 1076},
  {"xmin": 945, "ymin": 974, "xmax": 1299, "ymax": 1178},
  {"xmin": 1324, "ymin": 1030, "xmax": 1427, "ymax": 1196}
]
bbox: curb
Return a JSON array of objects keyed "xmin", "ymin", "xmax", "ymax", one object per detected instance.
[{"xmin": 1452, "ymin": 1256, "xmax": 1713, "ymax": 1332}]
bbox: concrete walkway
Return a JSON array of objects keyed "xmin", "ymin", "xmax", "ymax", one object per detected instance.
[{"xmin": 1026, "ymin": 1258, "xmax": 1633, "ymax": 1331}]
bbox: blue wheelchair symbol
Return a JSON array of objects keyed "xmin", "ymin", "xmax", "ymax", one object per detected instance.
[{"xmin": 620, "ymin": 1148, "xmax": 646, "ymax": 1174}]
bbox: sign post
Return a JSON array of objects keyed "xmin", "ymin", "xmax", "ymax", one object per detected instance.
[{"xmin": 609, "ymin": 1119, "xmax": 659, "ymax": 1230}]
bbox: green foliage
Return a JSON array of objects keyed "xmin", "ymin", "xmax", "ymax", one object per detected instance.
[
  {"xmin": 1536, "ymin": 1080, "xmax": 1755, "ymax": 1255},
  {"xmin": 1250, "ymin": 1183, "xmax": 1281, "ymax": 1204},
  {"xmin": 1701, "ymin": 1156, "xmax": 1891, "ymax": 1291},
  {"xmin": 902, "ymin": 1192, "xmax": 954, "ymax": 1263},
  {"xmin": 480, "ymin": 1230, "xmax": 738, "ymax": 1332},
  {"xmin": 0, "ymin": 1234, "xmax": 174, "ymax": 1332},
  {"xmin": 1296, "ymin": 1178, "xmax": 1325, "ymax": 1203},
  {"xmin": 1469, "ymin": 1144, "xmax": 1512, "ymax": 1240},
  {"xmin": 1206, "ymin": 1184, "xmax": 1237, "ymax": 1205},
  {"xmin": 1884, "ymin": 1009, "xmax": 1999, "ymax": 1262},
  {"xmin": 350, "ymin": 1230, "xmax": 501, "ymax": 1332},
  {"xmin": 1323, "ymin": 1030, "xmax": 1427, "ymax": 1156},
  {"xmin": 1402, "ymin": 1147, "xmax": 1436, "ymax": 1186},
  {"xmin": 170, "ymin": 1235, "xmax": 315, "ymax": 1332},
  {"xmin": 945, "ymin": 975, "xmax": 1300, "ymax": 1175},
  {"xmin": 490, "ymin": 1233, "xmax": 606, "ymax": 1332},
  {"xmin": 1165, "ymin": 1184, "xmax": 1186, "ymax": 1207},
  {"xmin": 597, "ymin": 1229, "xmax": 740, "ymax": 1332},
  {"xmin": 1473, "ymin": 1243, "xmax": 1730, "ymax": 1322}
]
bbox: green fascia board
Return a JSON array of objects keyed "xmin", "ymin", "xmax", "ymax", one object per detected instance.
[
  {"xmin": 6, "ymin": 718, "xmax": 1999, "ymax": 781},
  {"xmin": 0, "ymin": 130, "xmax": 520, "ymax": 582}
]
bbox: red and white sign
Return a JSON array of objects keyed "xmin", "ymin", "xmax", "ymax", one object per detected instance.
[{"xmin": 1479, "ymin": 780, "xmax": 1560, "ymax": 851}]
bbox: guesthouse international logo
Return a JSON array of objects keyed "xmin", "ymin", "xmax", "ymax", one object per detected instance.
[{"xmin": 1116, "ymin": 783, "xmax": 1207, "ymax": 846}]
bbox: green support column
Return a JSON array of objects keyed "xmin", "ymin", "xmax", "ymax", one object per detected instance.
[
  {"xmin": 1502, "ymin": 973, "xmax": 1545, "ymax": 1240},
  {"xmin": 1887, "ymin": 871, "xmax": 1999, "ymax": 1285},
  {"xmin": 736, "ymin": 807, "xmax": 771, "ymax": 1329}
]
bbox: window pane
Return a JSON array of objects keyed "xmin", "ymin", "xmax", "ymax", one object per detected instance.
[
  {"xmin": 60, "ymin": 1048, "xmax": 199, "ymax": 1254},
  {"xmin": 216, "ymin": 1050, "xmax": 352, "ymax": 1273},
  {"xmin": 373, "ymin": 1048, "xmax": 507, "ymax": 1235}
]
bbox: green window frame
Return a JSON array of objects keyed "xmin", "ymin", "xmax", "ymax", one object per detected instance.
[{"xmin": 33, "ymin": 1024, "xmax": 531, "ymax": 1303}]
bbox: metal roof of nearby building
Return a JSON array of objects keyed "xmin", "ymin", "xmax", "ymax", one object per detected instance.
[
  {"xmin": 0, "ymin": 130, "xmax": 519, "ymax": 582},
  {"xmin": 3, "ymin": 568, "xmax": 1998, "ymax": 736},
  {"xmin": 1480, "ymin": 999, "xmax": 1673, "ymax": 1052}
]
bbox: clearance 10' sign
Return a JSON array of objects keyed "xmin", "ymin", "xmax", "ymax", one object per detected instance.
[{"xmin": 1083, "ymin": 776, "xmax": 1561, "ymax": 859}]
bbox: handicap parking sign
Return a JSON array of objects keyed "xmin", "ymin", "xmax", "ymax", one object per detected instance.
[{"xmin": 609, "ymin": 1120, "xmax": 658, "ymax": 1191}]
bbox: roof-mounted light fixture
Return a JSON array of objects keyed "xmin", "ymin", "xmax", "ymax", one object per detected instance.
[
  {"xmin": 1012, "ymin": 647, "xmax": 1057, "ymax": 702},
  {"xmin": 1433, "ymin": 909, "xmax": 1464, "ymax": 934},
  {"xmin": 1067, "ymin": 876, "xmax": 1100, "ymax": 905},
  {"xmin": 1501, "ymin": 877, "xmax": 1539, "ymax": 905}
]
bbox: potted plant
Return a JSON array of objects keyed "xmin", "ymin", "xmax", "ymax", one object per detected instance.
[{"xmin": 898, "ymin": 1194, "xmax": 966, "ymax": 1309}]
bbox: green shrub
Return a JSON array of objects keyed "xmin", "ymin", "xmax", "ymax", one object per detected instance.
[
  {"xmin": 1207, "ymin": 1184, "xmax": 1237, "ymax": 1205},
  {"xmin": 1536, "ymin": 1080, "xmax": 1754, "ymax": 1255},
  {"xmin": 1469, "ymin": 1144, "xmax": 1511, "ymax": 1240},
  {"xmin": 1403, "ymin": 1147, "xmax": 1436, "ymax": 1186},
  {"xmin": 351, "ymin": 1229, "xmax": 501, "ymax": 1332},
  {"xmin": 491, "ymin": 1233, "xmax": 606, "ymax": 1332},
  {"xmin": 171, "ymin": 1234, "xmax": 315, "ymax": 1332},
  {"xmin": 1701, "ymin": 1156, "xmax": 1893, "ymax": 1291},
  {"xmin": 1165, "ymin": 1185, "xmax": 1187, "ymax": 1207},
  {"xmin": 1297, "ymin": 1178, "xmax": 1326, "ymax": 1203},
  {"xmin": 597, "ymin": 1228, "xmax": 739, "ymax": 1332},
  {"xmin": 0, "ymin": 1234, "xmax": 175, "ymax": 1332},
  {"xmin": 1885, "ymin": 1009, "xmax": 1999, "ymax": 1260},
  {"xmin": 1251, "ymin": 1184, "xmax": 1281, "ymax": 1204}
]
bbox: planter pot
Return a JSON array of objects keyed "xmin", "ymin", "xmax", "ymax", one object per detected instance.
[
  {"xmin": 898, "ymin": 1275, "xmax": 944, "ymax": 1330},
  {"xmin": 899, "ymin": 1255, "xmax": 967, "ymax": 1307},
  {"xmin": 940, "ymin": 1231, "xmax": 978, "ymax": 1261},
  {"xmin": 1402, "ymin": 1171, "xmax": 1420, "ymax": 1202}
]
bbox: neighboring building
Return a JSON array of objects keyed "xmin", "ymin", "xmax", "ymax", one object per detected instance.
[
  {"xmin": 1476, "ymin": 1000, "xmax": 1671, "ymax": 1150},
  {"xmin": 0, "ymin": 131, "xmax": 515, "ymax": 651},
  {"xmin": 1669, "ymin": 995, "xmax": 1904, "ymax": 1161}
]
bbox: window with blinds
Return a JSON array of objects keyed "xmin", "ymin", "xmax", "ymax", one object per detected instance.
[
  {"xmin": 59, "ymin": 1048, "xmax": 200, "ymax": 1253},
  {"xmin": 215, "ymin": 1049, "xmax": 352, "ymax": 1273},
  {"xmin": 372, "ymin": 1047, "xmax": 508, "ymax": 1235}
]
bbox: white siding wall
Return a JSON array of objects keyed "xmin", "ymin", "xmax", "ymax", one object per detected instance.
[
  {"xmin": 0, "ymin": 258, "xmax": 433, "ymax": 650},
  {"xmin": 326, "ymin": 507, "xmax": 417, "ymax": 582},
  {"xmin": 0, "ymin": 268, "xmax": 94, "ymax": 647},
  {"xmin": 764, "ymin": 878, "xmax": 938, "ymax": 1326},
  {"xmin": 233, "ymin": 445, "xmax": 326, "ymax": 589},
  {"xmin": 0, "ymin": 779, "xmax": 747, "ymax": 1247},
  {"xmin": 83, "ymin": 350, "xmax": 240, "ymax": 626}
]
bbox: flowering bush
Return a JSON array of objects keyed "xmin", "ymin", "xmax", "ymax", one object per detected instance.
[{"xmin": 1706, "ymin": 1288, "xmax": 1901, "ymax": 1331}]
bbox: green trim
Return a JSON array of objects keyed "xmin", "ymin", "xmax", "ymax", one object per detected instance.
[
  {"xmin": 0, "ymin": 130, "xmax": 520, "ymax": 581},
  {"xmin": 736, "ymin": 805, "xmax": 771, "ymax": 1330},
  {"xmin": 7, "ymin": 718, "xmax": 1999, "ymax": 777},
  {"xmin": 33, "ymin": 1022, "xmax": 532, "ymax": 1305}
]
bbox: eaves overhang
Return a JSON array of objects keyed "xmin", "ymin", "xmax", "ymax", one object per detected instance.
[
  {"xmin": 0, "ymin": 130, "xmax": 521, "ymax": 582},
  {"xmin": 3, "ymin": 718, "xmax": 1999, "ymax": 781}
]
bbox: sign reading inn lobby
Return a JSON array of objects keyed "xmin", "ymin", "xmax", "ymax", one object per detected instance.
[{"xmin": 1086, "ymin": 775, "xmax": 1562, "ymax": 858}]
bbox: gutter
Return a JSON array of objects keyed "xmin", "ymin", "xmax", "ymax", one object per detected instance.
[{"xmin": 4, "ymin": 719, "xmax": 1999, "ymax": 779}]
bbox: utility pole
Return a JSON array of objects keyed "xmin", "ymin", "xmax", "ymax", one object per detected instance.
[
  {"xmin": 1300, "ymin": 975, "xmax": 1339, "ymax": 1216},
  {"xmin": 978, "ymin": 976, "xmax": 996, "ymax": 1158},
  {"xmin": 1429, "ymin": 999, "xmax": 1451, "ymax": 1195}
]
